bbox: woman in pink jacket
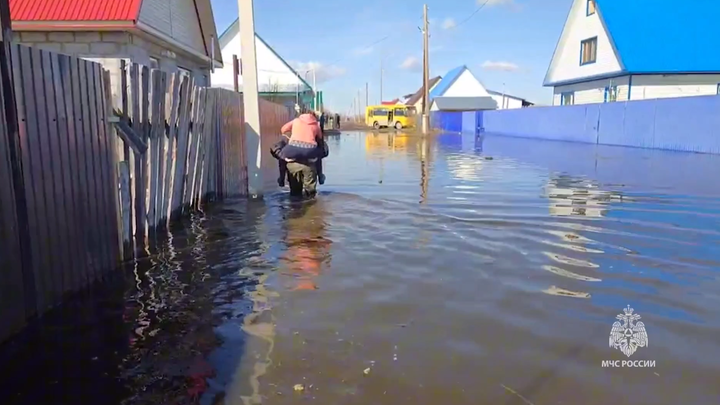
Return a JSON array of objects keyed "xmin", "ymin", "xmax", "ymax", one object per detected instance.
[{"xmin": 276, "ymin": 111, "xmax": 328, "ymax": 185}]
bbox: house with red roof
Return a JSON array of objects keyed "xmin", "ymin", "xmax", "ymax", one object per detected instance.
[{"xmin": 10, "ymin": 0, "xmax": 223, "ymax": 87}]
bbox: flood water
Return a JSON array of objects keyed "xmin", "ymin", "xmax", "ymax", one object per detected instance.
[{"xmin": 2, "ymin": 131, "xmax": 720, "ymax": 405}]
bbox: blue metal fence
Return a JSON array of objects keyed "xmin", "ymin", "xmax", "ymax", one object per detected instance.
[
  {"xmin": 431, "ymin": 110, "xmax": 484, "ymax": 134},
  {"xmin": 480, "ymin": 95, "xmax": 720, "ymax": 154}
]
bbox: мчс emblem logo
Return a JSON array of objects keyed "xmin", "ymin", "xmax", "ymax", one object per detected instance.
[{"xmin": 609, "ymin": 305, "xmax": 648, "ymax": 357}]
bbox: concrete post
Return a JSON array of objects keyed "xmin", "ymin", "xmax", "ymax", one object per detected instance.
[{"xmin": 238, "ymin": 0, "xmax": 263, "ymax": 197}]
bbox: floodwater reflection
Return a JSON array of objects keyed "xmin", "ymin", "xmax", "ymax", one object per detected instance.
[{"xmin": 2, "ymin": 132, "xmax": 720, "ymax": 405}]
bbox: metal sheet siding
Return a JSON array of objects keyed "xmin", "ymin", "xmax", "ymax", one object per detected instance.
[
  {"xmin": 170, "ymin": 0, "xmax": 204, "ymax": 53},
  {"xmin": 596, "ymin": 0, "xmax": 720, "ymax": 72},
  {"xmin": 138, "ymin": 0, "xmax": 206, "ymax": 57},
  {"xmin": 10, "ymin": 0, "xmax": 142, "ymax": 21}
]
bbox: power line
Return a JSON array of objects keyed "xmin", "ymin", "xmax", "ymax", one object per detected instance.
[{"xmin": 448, "ymin": 0, "xmax": 491, "ymax": 30}]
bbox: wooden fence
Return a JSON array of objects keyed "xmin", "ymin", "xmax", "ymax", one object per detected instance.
[
  {"xmin": 0, "ymin": 44, "xmax": 120, "ymax": 340},
  {"xmin": 111, "ymin": 62, "xmax": 291, "ymax": 254},
  {"xmin": 0, "ymin": 47, "xmax": 292, "ymax": 342}
]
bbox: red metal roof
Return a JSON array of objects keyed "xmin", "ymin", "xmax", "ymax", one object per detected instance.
[{"xmin": 10, "ymin": 0, "xmax": 142, "ymax": 21}]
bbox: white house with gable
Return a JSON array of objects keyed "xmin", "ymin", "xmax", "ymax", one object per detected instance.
[
  {"xmin": 212, "ymin": 18, "xmax": 314, "ymax": 110},
  {"xmin": 429, "ymin": 66, "xmax": 498, "ymax": 111},
  {"xmin": 544, "ymin": 0, "xmax": 720, "ymax": 106}
]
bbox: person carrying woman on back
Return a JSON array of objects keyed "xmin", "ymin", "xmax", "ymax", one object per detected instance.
[{"xmin": 271, "ymin": 111, "xmax": 327, "ymax": 190}]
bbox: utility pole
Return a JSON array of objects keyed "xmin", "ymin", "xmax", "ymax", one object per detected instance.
[
  {"xmin": 380, "ymin": 58, "xmax": 383, "ymax": 103},
  {"xmin": 312, "ymin": 69, "xmax": 317, "ymax": 111},
  {"xmin": 421, "ymin": 4, "xmax": 430, "ymax": 134},
  {"xmin": 365, "ymin": 82, "xmax": 369, "ymax": 108},
  {"xmin": 238, "ymin": 0, "xmax": 263, "ymax": 197}
]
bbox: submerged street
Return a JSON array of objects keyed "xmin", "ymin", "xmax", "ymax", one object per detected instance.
[{"xmin": 2, "ymin": 132, "xmax": 720, "ymax": 405}]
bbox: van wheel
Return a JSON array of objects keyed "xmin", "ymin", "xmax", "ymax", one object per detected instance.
[
  {"xmin": 373, "ymin": 121, "xmax": 380, "ymax": 129},
  {"xmin": 394, "ymin": 121, "xmax": 403, "ymax": 130}
]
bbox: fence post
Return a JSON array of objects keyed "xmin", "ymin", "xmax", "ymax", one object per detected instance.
[
  {"xmin": 0, "ymin": 0, "xmax": 36, "ymax": 317},
  {"xmin": 237, "ymin": 0, "xmax": 264, "ymax": 197}
]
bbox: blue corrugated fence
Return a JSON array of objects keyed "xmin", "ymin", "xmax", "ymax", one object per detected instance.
[
  {"xmin": 431, "ymin": 110, "xmax": 484, "ymax": 134},
  {"xmin": 480, "ymin": 95, "xmax": 720, "ymax": 154}
]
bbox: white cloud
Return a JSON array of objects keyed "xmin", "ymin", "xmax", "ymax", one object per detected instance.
[
  {"xmin": 399, "ymin": 56, "xmax": 421, "ymax": 71},
  {"xmin": 290, "ymin": 61, "xmax": 347, "ymax": 83},
  {"xmin": 481, "ymin": 60, "xmax": 520, "ymax": 72},
  {"xmin": 442, "ymin": 18, "xmax": 456, "ymax": 29}
]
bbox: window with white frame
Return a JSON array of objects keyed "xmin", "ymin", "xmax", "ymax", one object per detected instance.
[
  {"xmin": 606, "ymin": 85, "xmax": 618, "ymax": 102},
  {"xmin": 580, "ymin": 37, "xmax": 598, "ymax": 65},
  {"xmin": 587, "ymin": 0, "xmax": 596, "ymax": 16},
  {"xmin": 561, "ymin": 92, "xmax": 575, "ymax": 106}
]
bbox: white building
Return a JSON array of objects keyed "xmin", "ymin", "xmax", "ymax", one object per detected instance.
[
  {"xmin": 211, "ymin": 18, "xmax": 313, "ymax": 109},
  {"xmin": 428, "ymin": 66, "xmax": 499, "ymax": 111},
  {"xmin": 544, "ymin": 0, "xmax": 720, "ymax": 106},
  {"xmin": 402, "ymin": 76, "xmax": 442, "ymax": 110},
  {"xmin": 487, "ymin": 90, "xmax": 534, "ymax": 109}
]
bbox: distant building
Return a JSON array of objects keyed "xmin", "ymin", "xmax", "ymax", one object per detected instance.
[
  {"xmin": 544, "ymin": 0, "xmax": 720, "ymax": 106},
  {"xmin": 429, "ymin": 66, "xmax": 497, "ymax": 111},
  {"xmin": 486, "ymin": 90, "xmax": 534, "ymax": 109},
  {"xmin": 211, "ymin": 18, "xmax": 314, "ymax": 110},
  {"xmin": 403, "ymin": 76, "xmax": 442, "ymax": 110},
  {"xmin": 10, "ymin": 0, "xmax": 222, "ymax": 92}
]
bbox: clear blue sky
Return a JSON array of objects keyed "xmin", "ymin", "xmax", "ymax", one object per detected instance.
[{"xmin": 210, "ymin": 0, "xmax": 572, "ymax": 110}]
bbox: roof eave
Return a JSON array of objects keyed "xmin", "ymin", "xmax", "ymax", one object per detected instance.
[
  {"xmin": 12, "ymin": 20, "xmax": 137, "ymax": 31},
  {"xmin": 545, "ymin": 69, "xmax": 720, "ymax": 87},
  {"xmin": 136, "ymin": 21, "xmax": 223, "ymax": 68}
]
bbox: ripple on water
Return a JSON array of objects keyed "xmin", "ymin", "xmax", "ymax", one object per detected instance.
[{"xmin": 4, "ymin": 133, "xmax": 720, "ymax": 405}]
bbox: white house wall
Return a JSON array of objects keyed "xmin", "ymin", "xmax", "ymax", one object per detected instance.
[
  {"xmin": 629, "ymin": 74, "xmax": 720, "ymax": 100},
  {"xmin": 552, "ymin": 74, "xmax": 720, "ymax": 105},
  {"xmin": 138, "ymin": 0, "xmax": 206, "ymax": 57},
  {"xmin": 443, "ymin": 70, "xmax": 490, "ymax": 97},
  {"xmin": 552, "ymin": 75, "xmax": 630, "ymax": 105},
  {"xmin": 490, "ymin": 94, "xmax": 523, "ymax": 109},
  {"xmin": 545, "ymin": 0, "xmax": 622, "ymax": 85},
  {"xmin": 212, "ymin": 30, "xmax": 307, "ymax": 93}
]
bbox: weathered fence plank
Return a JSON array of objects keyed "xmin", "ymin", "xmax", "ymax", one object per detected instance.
[
  {"xmin": 160, "ymin": 73, "xmax": 180, "ymax": 225},
  {"xmin": 40, "ymin": 50, "xmax": 70, "ymax": 299},
  {"xmin": 1, "ymin": 44, "xmax": 122, "ymax": 329},
  {"xmin": 52, "ymin": 54, "xmax": 81, "ymax": 294},
  {"xmin": 0, "ymin": 42, "xmax": 26, "ymax": 340},
  {"xmin": 170, "ymin": 76, "xmax": 192, "ymax": 221}
]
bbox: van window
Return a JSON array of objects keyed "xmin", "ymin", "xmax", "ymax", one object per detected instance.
[
  {"xmin": 394, "ymin": 109, "xmax": 406, "ymax": 117},
  {"xmin": 373, "ymin": 108, "xmax": 389, "ymax": 116}
]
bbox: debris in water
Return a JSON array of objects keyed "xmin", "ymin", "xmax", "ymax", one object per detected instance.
[
  {"xmin": 293, "ymin": 384, "xmax": 304, "ymax": 392},
  {"xmin": 484, "ymin": 156, "xmax": 493, "ymax": 160},
  {"xmin": 363, "ymin": 368, "xmax": 371, "ymax": 375},
  {"xmin": 500, "ymin": 384, "xmax": 535, "ymax": 405}
]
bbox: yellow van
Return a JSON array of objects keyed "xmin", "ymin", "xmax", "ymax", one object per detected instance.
[{"xmin": 365, "ymin": 105, "xmax": 416, "ymax": 130}]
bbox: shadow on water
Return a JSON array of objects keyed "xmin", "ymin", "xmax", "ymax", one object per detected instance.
[{"xmin": 3, "ymin": 130, "xmax": 720, "ymax": 405}]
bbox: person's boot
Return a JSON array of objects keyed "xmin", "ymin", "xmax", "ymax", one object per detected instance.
[
  {"xmin": 318, "ymin": 173, "xmax": 326, "ymax": 185},
  {"xmin": 278, "ymin": 176, "xmax": 285, "ymax": 187}
]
